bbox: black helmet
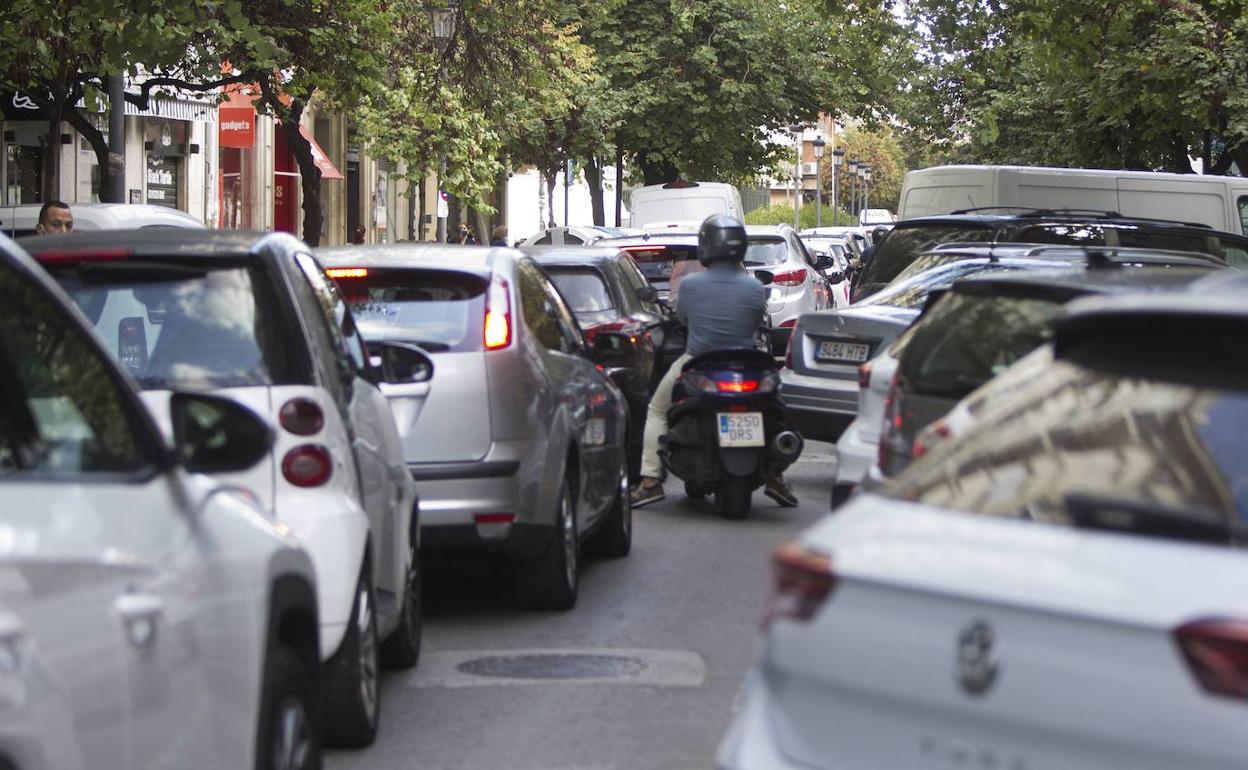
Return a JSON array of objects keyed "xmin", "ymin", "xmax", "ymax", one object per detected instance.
[{"xmin": 698, "ymin": 214, "xmax": 747, "ymax": 266}]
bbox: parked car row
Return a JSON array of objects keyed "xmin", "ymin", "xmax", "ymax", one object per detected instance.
[
  {"xmin": 720, "ymin": 202, "xmax": 1248, "ymax": 768},
  {"xmin": 0, "ymin": 228, "xmax": 642, "ymax": 768}
]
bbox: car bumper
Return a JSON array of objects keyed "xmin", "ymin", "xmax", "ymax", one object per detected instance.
[
  {"xmin": 716, "ymin": 668, "xmax": 806, "ymax": 770},
  {"xmin": 834, "ymin": 417, "xmax": 878, "ymax": 487},
  {"xmin": 408, "ymin": 441, "xmax": 551, "ymax": 561},
  {"xmin": 780, "ymin": 369, "xmax": 857, "ymax": 442}
]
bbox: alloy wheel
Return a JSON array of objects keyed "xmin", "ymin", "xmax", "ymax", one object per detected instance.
[
  {"xmin": 357, "ymin": 583, "xmax": 378, "ymax": 723},
  {"xmin": 561, "ymin": 493, "xmax": 577, "ymax": 590},
  {"xmin": 272, "ymin": 697, "xmax": 313, "ymax": 770}
]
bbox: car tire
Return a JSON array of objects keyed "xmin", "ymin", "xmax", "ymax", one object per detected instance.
[
  {"xmin": 684, "ymin": 481, "xmax": 708, "ymax": 500},
  {"xmin": 518, "ymin": 478, "xmax": 579, "ymax": 611},
  {"xmin": 715, "ymin": 476, "xmax": 752, "ymax": 520},
  {"xmin": 831, "ymin": 483, "xmax": 853, "ymax": 510},
  {"xmin": 380, "ymin": 534, "xmax": 422, "ymax": 670},
  {"xmin": 587, "ymin": 461, "xmax": 632, "ymax": 558},
  {"xmin": 257, "ymin": 645, "xmax": 321, "ymax": 770},
  {"xmin": 322, "ymin": 564, "xmax": 380, "ymax": 748}
]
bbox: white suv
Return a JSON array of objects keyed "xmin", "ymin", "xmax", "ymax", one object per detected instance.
[
  {"xmin": 0, "ymin": 234, "xmax": 321, "ymax": 769},
  {"xmin": 25, "ymin": 230, "xmax": 421, "ymax": 747}
]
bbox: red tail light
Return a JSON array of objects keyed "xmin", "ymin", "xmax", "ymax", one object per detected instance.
[
  {"xmin": 877, "ymin": 371, "xmax": 902, "ymax": 472},
  {"xmin": 717, "ymin": 379, "xmax": 759, "ymax": 393},
  {"xmin": 279, "ymin": 398, "xmax": 324, "ymax": 436},
  {"xmin": 282, "ymin": 445, "xmax": 332, "ymax": 487},
  {"xmin": 771, "ymin": 268, "xmax": 808, "ymax": 287},
  {"xmin": 857, "ymin": 362, "xmax": 873, "ymax": 389},
  {"xmin": 779, "ymin": 319, "xmax": 798, "ymax": 328},
  {"xmin": 484, "ymin": 274, "xmax": 512, "ymax": 350},
  {"xmin": 35, "ymin": 248, "xmax": 133, "ymax": 264},
  {"xmin": 762, "ymin": 542, "xmax": 835, "ymax": 630},
  {"xmin": 911, "ymin": 418, "xmax": 952, "ymax": 460},
  {"xmin": 1175, "ymin": 619, "xmax": 1248, "ymax": 700}
]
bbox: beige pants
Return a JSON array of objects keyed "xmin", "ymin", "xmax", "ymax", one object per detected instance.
[{"xmin": 641, "ymin": 353, "xmax": 693, "ymax": 479}]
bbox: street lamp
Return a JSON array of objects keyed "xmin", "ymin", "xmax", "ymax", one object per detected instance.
[
  {"xmin": 863, "ymin": 166, "xmax": 872, "ymax": 212},
  {"xmin": 856, "ymin": 164, "xmax": 868, "ymax": 222},
  {"xmin": 847, "ymin": 160, "xmax": 860, "ymax": 221},
  {"xmin": 812, "ymin": 136, "xmax": 826, "ymax": 228},
  {"xmin": 427, "ymin": 2, "xmax": 459, "ymax": 242},
  {"xmin": 831, "ymin": 147, "xmax": 844, "ymax": 226},
  {"xmin": 789, "ymin": 123, "xmax": 804, "ymax": 229}
]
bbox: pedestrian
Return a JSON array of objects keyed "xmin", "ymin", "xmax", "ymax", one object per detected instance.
[
  {"xmin": 457, "ymin": 223, "xmax": 479, "ymax": 245},
  {"xmin": 35, "ymin": 201, "xmax": 73, "ymax": 235},
  {"xmin": 351, "ymin": 225, "xmax": 366, "ymax": 245},
  {"xmin": 631, "ymin": 214, "xmax": 798, "ymax": 509},
  {"xmin": 489, "ymin": 225, "xmax": 508, "ymax": 247}
]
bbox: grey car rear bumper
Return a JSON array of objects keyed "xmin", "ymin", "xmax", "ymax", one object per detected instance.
[{"xmin": 780, "ymin": 369, "xmax": 858, "ymax": 442}]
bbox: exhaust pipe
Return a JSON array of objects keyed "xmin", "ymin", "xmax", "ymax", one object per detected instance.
[{"xmin": 771, "ymin": 430, "xmax": 804, "ymax": 462}]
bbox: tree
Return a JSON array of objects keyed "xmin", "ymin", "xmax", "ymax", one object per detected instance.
[{"xmin": 828, "ymin": 125, "xmax": 906, "ymax": 212}]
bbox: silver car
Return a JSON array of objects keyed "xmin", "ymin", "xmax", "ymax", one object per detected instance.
[
  {"xmin": 743, "ymin": 225, "xmax": 839, "ymax": 351},
  {"xmin": 317, "ymin": 245, "xmax": 632, "ymax": 610}
]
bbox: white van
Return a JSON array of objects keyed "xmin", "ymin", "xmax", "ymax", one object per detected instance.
[
  {"xmin": 628, "ymin": 181, "xmax": 744, "ymax": 229},
  {"xmin": 0, "ymin": 202, "xmax": 203, "ymax": 237},
  {"xmin": 899, "ymin": 165, "xmax": 1248, "ymax": 235}
]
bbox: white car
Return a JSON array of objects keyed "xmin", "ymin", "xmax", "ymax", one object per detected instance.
[
  {"xmin": 0, "ymin": 234, "xmax": 321, "ymax": 769},
  {"xmin": 25, "ymin": 229, "xmax": 421, "ymax": 748},
  {"xmin": 519, "ymin": 225, "xmax": 640, "ymax": 247},
  {"xmin": 0, "ymin": 203, "xmax": 203, "ymax": 237},
  {"xmin": 720, "ymin": 289, "xmax": 1248, "ymax": 770},
  {"xmin": 830, "ymin": 345, "xmax": 898, "ymax": 506}
]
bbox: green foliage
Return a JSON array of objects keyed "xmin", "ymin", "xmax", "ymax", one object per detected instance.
[
  {"xmin": 745, "ymin": 201, "xmax": 853, "ymax": 229},
  {"xmin": 829, "ymin": 125, "xmax": 905, "ymax": 212}
]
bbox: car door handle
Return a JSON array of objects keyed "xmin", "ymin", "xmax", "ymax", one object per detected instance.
[{"xmin": 115, "ymin": 593, "xmax": 164, "ymax": 649}]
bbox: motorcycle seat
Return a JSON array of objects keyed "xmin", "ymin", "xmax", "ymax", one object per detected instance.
[{"xmin": 681, "ymin": 348, "xmax": 777, "ymax": 373}]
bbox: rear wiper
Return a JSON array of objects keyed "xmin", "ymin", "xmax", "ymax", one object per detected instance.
[{"xmin": 1063, "ymin": 492, "xmax": 1247, "ymax": 546}]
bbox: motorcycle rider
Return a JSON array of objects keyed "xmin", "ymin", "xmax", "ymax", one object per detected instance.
[{"xmin": 631, "ymin": 214, "xmax": 799, "ymax": 509}]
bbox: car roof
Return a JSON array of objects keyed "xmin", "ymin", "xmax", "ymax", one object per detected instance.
[
  {"xmin": 17, "ymin": 228, "xmax": 290, "ymax": 259},
  {"xmin": 316, "ymin": 243, "xmax": 501, "ymax": 276},
  {"xmin": 924, "ymin": 243, "xmax": 1228, "ymax": 268},
  {"xmin": 598, "ymin": 233, "xmax": 699, "ymax": 247},
  {"xmin": 951, "ymin": 265, "xmax": 1219, "ymax": 301},
  {"xmin": 523, "ymin": 246, "xmax": 623, "ymax": 267}
]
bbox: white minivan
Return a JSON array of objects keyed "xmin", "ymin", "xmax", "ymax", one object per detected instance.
[
  {"xmin": 899, "ymin": 165, "xmax": 1248, "ymax": 235},
  {"xmin": 628, "ymin": 181, "xmax": 744, "ymax": 229}
]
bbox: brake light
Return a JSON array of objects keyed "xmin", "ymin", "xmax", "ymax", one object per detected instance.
[
  {"xmin": 717, "ymin": 379, "xmax": 759, "ymax": 393},
  {"xmin": 772, "ymin": 268, "xmax": 808, "ymax": 287},
  {"xmin": 326, "ymin": 267, "xmax": 369, "ymax": 279},
  {"xmin": 762, "ymin": 542, "xmax": 835, "ymax": 630},
  {"xmin": 1175, "ymin": 619, "xmax": 1248, "ymax": 700},
  {"xmin": 279, "ymin": 398, "xmax": 324, "ymax": 436},
  {"xmin": 858, "ymin": 362, "xmax": 873, "ymax": 389},
  {"xmin": 911, "ymin": 418, "xmax": 951, "ymax": 460},
  {"xmin": 282, "ymin": 445, "xmax": 332, "ymax": 487},
  {"xmin": 877, "ymin": 371, "xmax": 902, "ymax": 472},
  {"xmin": 35, "ymin": 248, "xmax": 133, "ymax": 264},
  {"xmin": 620, "ymin": 246, "xmax": 668, "ymax": 260},
  {"xmin": 484, "ymin": 274, "xmax": 512, "ymax": 350}
]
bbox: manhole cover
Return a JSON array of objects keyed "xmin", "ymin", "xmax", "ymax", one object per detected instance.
[{"xmin": 457, "ymin": 653, "xmax": 648, "ymax": 680}]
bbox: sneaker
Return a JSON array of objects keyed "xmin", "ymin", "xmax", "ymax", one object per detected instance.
[
  {"xmin": 630, "ymin": 481, "xmax": 666, "ymax": 508},
  {"xmin": 764, "ymin": 478, "xmax": 799, "ymax": 508}
]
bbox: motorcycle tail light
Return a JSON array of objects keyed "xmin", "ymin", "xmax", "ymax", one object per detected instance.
[
  {"xmin": 282, "ymin": 445, "xmax": 332, "ymax": 487},
  {"xmin": 1175, "ymin": 619, "xmax": 1248, "ymax": 700},
  {"xmin": 762, "ymin": 542, "xmax": 835, "ymax": 630},
  {"xmin": 716, "ymin": 379, "xmax": 760, "ymax": 393}
]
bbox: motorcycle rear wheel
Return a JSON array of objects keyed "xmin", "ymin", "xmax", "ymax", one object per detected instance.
[{"xmin": 715, "ymin": 476, "xmax": 752, "ymax": 520}]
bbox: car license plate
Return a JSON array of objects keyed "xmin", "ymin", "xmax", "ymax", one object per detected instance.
[
  {"xmin": 817, "ymin": 340, "xmax": 870, "ymax": 363},
  {"xmin": 718, "ymin": 412, "xmax": 764, "ymax": 447}
]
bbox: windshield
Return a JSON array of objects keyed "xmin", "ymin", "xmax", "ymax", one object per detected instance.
[
  {"xmin": 891, "ymin": 357, "xmax": 1248, "ymax": 541},
  {"xmin": 744, "ymin": 237, "xmax": 789, "ymax": 266},
  {"xmin": 858, "ymin": 223, "xmax": 995, "ymax": 292},
  {"xmin": 50, "ymin": 262, "xmax": 302, "ymax": 390},
  {"xmin": 334, "ymin": 269, "xmax": 486, "ymax": 353}
]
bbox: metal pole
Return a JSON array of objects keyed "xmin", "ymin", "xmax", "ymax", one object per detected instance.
[
  {"xmin": 793, "ymin": 129, "xmax": 802, "ymax": 229},
  {"xmin": 815, "ymin": 155, "xmax": 822, "ymax": 229},
  {"xmin": 107, "ymin": 75, "xmax": 126, "ymax": 204},
  {"xmin": 614, "ymin": 140, "xmax": 623, "ymax": 227},
  {"xmin": 563, "ymin": 158, "xmax": 571, "ymax": 227},
  {"xmin": 831, "ymin": 159, "xmax": 838, "ymax": 227}
]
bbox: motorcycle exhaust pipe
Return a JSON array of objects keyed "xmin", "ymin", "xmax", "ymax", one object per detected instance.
[{"xmin": 771, "ymin": 430, "xmax": 804, "ymax": 462}]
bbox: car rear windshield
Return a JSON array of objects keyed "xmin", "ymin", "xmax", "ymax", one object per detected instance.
[
  {"xmin": 856, "ymin": 261, "xmax": 1021, "ymax": 311},
  {"xmin": 334, "ymin": 268, "xmax": 486, "ymax": 353},
  {"xmin": 898, "ymin": 293, "xmax": 1064, "ymax": 399},
  {"xmin": 744, "ymin": 237, "xmax": 789, "ymax": 267},
  {"xmin": 858, "ymin": 223, "xmax": 995, "ymax": 290},
  {"xmin": 891, "ymin": 334, "xmax": 1248, "ymax": 544},
  {"xmin": 50, "ymin": 260, "xmax": 303, "ymax": 390},
  {"xmin": 620, "ymin": 245, "xmax": 699, "ymax": 284},
  {"xmin": 547, "ymin": 268, "xmax": 616, "ymax": 326}
]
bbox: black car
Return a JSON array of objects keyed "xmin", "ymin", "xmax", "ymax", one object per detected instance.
[
  {"xmin": 526, "ymin": 246, "xmax": 671, "ymax": 479},
  {"xmin": 876, "ymin": 261, "xmax": 1227, "ymax": 479},
  {"xmin": 852, "ymin": 209, "xmax": 1248, "ymax": 301}
]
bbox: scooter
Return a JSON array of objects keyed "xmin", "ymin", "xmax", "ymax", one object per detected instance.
[{"xmin": 659, "ymin": 348, "xmax": 804, "ymax": 519}]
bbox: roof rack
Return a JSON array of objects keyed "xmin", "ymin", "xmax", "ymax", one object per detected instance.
[
  {"xmin": 948, "ymin": 206, "xmax": 1042, "ymax": 215},
  {"xmin": 1014, "ymin": 209, "xmax": 1214, "ymax": 229}
]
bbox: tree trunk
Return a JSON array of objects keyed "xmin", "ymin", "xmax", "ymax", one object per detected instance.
[
  {"xmin": 615, "ymin": 142, "xmax": 624, "ymax": 227},
  {"xmin": 417, "ymin": 174, "xmax": 428, "ymax": 241},
  {"xmin": 475, "ymin": 209, "xmax": 490, "ymax": 245},
  {"xmin": 494, "ymin": 165, "xmax": 509, "ymax": 237},
  {"xmin": 637, "ymin": 152, "xmax": 678, "ymax": 186},
  {"xmin": 63, "ymin": 107, "xmax": 115, "ymax": 202},
  {"xmin": 1165, "ymin": 136, "xmax": 1194, "ymax": 174},
  {"xmin": 278, "ymin": 112, "xmax": 324, "ymax": 246},
  {"xmin": 545, "ymin": 173, "xmax": 558, "ymax": 228},
  {"xmin": 584, "ymin": 156, "xmax": 605, "ymax": 226},
  {"xmin": 448, "ymin": 194, "xmax": 462, "ymax": 239},
  {"xmin": 43, "ymin": 111, "xmax": 62, "ymax": 202}
]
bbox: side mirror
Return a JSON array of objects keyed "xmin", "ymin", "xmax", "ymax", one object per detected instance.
[
  {"xmin": 636, "ymin": 285, "xmax": 658, "ymax": 302},
  {"xmin": 754, "ymin": 270, "xmax": 775, "ymax": 286},
  {"xmin": 170, "ymin": 392, "xmax": 273, "ymax": 474},
  {"xmin": 813, "ymin": 255, "xmax": 837, "ymax": 271},
  {"xmin": 825, "ymin": 271, "xmax": 846, "ymax": 284},
  {"xmin": 372, "ymin": 341, "xmax": 434, "ymax": 385},
  {"xmin": 591, "ymin": 331, "xmax": 635, "ymax": 368}
]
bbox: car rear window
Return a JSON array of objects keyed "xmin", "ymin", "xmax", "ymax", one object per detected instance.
[
  {"xmin": 333, "ymin": 268, "xmax": 486, "ymax": 353},
  {"xmin": 49, "ymin": 261, "xmax": 303, "ymax": 390},
  {"xmin": 619, "ymin": 244, "xmax": 699, "ymax": 284},
  {"xmin": 891, "ymin": 327, "xmax": 1248, "ymax": 544},
  {"xmin": 547, "ymin": 268, "xmax": 616, "ymax": 325},
  {"xmin": 858, "ymin": 223, "xmax": 995, "ymax": 290},
  {"xmin": 857, "ymin": 261, "xmax": 1021, "ymax": 311},
  {"xmin": 898, "ymin": 293, "xmax": 1064, "ymax": 399},
  {"xmin": 744, "ymin": 237, "xmax": 789, "ymax": 267}
]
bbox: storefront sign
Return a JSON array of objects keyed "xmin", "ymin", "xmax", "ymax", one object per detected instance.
[
  {"xmin": 146, "ymin": 154, "xmax": 180, "ymax": 209},
  {"xmin": 219, "ymin": 106, "xmax": 256, "ymax": 149}
]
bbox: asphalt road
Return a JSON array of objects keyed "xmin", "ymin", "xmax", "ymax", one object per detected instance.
[{"xmin": 328, "ymin": 442, "xmax": 837, "ymax": 770}]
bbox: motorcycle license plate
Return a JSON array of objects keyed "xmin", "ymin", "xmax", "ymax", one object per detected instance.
[{"xmin": 718, "ymin": 412, "xmax": 765, "ymax": 447}]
